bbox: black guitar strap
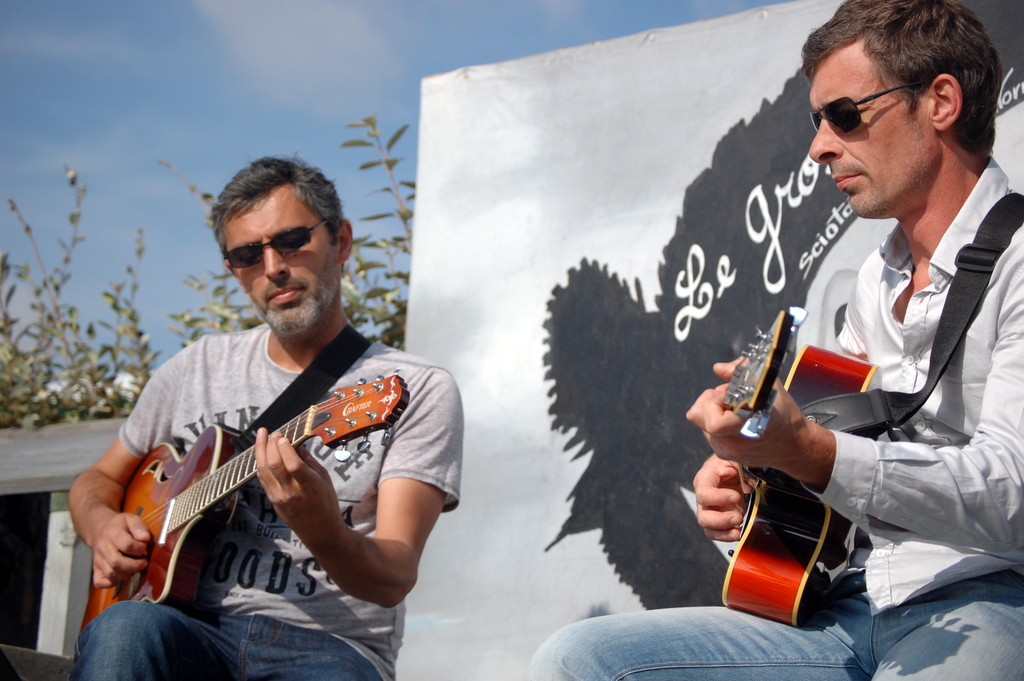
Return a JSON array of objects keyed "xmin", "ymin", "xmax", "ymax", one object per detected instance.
[
  {"xmin": 230, "ymin": 323, "xmax": 372, "ymax": 451},
  {"xmin": 802, "ymin": 192, "xmax": 1024, "ymax": 438}
]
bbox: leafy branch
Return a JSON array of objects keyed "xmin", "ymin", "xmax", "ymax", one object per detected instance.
[
  {"xmin": 158, "ymin": 159, "xmax": 215, "ymax": 220},
  {"xmin": 2, "ymin": 168, "xmax": 156, "ymax": 428},
  {"xmin": 168, "ymin": 271, "xmax": 260, "ymax": 345},
  {"xmin": 341, "ymin": 115, "xmax": 415, "ymax": 349}
]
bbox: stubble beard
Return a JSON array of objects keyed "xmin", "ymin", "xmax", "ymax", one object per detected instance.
[
  {"xmin": 840, "ymin": 127, "xmax": 932, "ymax": 221},
  {"xmin": 845, "ymin": 181, "xmax": 888, "ymax": 219},
  {"xmin": 251, "ymin": 262, "xmax": 342, "ymax": 341}
]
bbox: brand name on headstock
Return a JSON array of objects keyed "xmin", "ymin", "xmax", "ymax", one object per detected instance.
[{"xmin": 343, "ymin": 400, "xmax": 372, "ymax": 417}]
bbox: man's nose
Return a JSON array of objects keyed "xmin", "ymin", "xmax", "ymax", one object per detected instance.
[
  {"xmin": 261, "ymin": 244, "xmax": 290, "ymax": 278},
  {"xmin": 808, "ymin": 119, "xmax": 841, "ymax": 165}
]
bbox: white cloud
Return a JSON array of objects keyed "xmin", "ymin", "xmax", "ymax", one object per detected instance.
[
  {"xmin": 0, "ymin": 26, "xmax": 136, "ymax": 62},
  {"xmin": 192, "ymin": 0, "xmax": 404, "ymax": 115},
  {"xmin": 534, "ymin": 0, "xmax": 586, "ymax": 25}
]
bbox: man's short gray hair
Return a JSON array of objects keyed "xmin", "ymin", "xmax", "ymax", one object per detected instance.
[{"xmin": 210, "ymin": 156, "xmax": 343, "ymax": 252}]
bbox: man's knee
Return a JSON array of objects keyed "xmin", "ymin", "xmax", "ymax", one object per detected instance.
[
  {"xmin": 75, "ymin": 602, "xmax": 197, "ymax": 673},
  {"xmin": 74, "ymin": 602, "xmax": 222, "ymax": 681},
  {"xmin": 525, "ymin": 618, "xmax": 607, "ymax": 681},
  {"xmin": 81, "ymin": 601, "xmax": 182, "ymax": 644}
]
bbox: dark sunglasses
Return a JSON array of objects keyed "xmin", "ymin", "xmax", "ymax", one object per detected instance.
[
  {"xmin": 810, "ymin": 82, "xmax": 924, "ymax": 133},
  {"xmin": 223, "ymin": 220, "xmax": 327, "ymax": 269}
]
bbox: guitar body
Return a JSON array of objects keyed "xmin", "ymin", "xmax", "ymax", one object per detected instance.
[
  {"xmin": 722, "ymin": 345, "xmax": 877, "ymax": 626},
  {"xmin": 81, "ymin": 425, "xmax": 238, "ymax": 628},
  {"xmin": 785, "ymin": 345, "xmax": 881, "ymax": 407},
  {"xmin": 80, "ymin": 374, "xmax": 409, "ymax": 631}
]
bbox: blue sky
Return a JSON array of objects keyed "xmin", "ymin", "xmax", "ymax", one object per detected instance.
[{"xmin": 1, "ymin": 0, "xmax": 769, "ymax": 365}]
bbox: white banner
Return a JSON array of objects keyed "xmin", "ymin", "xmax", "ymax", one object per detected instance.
[{"xmin": 403, "ymin": 0, "xmax": 1024, "ymax": 677}]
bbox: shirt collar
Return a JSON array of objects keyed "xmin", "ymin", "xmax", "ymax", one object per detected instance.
[
  {"xmin": 880, "ymin": 224, "xmax": 912, "ymax": 275},
  {"xmin": 929, "ymin": 158, "xmax": 1010, "ymax": 281}
]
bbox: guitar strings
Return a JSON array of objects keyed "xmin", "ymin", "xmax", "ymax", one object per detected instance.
[
  {"xmin": 135, "ymin": 388, "xmax": 361, "ymax": 530},
  {"xmin": 141, "ymin": 387, "xmax": 366, "ymax": 528},
  {"xmin": 130, "ymin": 383, "xmax": 393, "ymax": 536}
]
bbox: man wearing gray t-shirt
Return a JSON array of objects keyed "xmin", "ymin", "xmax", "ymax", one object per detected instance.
[{"xmin": 69, "ymin": 157, "xmax": 463, "ymax": 681}]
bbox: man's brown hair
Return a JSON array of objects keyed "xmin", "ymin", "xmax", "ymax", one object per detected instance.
[{"xmin": 801, "ymin": 0, "xmax": 1001, "ymax": 156}]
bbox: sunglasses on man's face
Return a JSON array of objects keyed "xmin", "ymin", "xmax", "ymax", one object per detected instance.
[
  {"xmin": 810, "ymin": 82, "xmax": 924, "ymax": 133},
  {"xmin": 223, "ymin": 220, "xmax": 327, "ymax": 269}
]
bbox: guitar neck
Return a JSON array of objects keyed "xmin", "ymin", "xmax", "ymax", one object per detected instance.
[{"xmin": 164, "ymin": 408, "xmax": 315, "ymax": 535}]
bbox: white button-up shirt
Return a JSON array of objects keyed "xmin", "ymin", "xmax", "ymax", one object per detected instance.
[{"xmin": 824, "ymin": 159, "xmax": 1024, "ymax": 612}]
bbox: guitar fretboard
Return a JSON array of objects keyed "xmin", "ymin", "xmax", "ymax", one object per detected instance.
[{"xmin": 164, "ymin": 406, "xmax": 316, "ymax": 533}]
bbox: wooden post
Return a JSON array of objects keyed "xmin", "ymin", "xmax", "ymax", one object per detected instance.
[{"xmin": 36, "ymin": 492, "xmax": 91, "ymax": 656}]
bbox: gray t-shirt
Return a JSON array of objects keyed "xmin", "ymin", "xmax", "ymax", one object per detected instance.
[{"xmin": 119, "ymin": 325, "xmax": 463, "ymax": 680}]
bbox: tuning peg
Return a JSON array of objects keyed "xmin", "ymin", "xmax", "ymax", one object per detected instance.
[
  {"xmin": 376, "ymin": 374, "xmax": 384, "ymax": 381},
  {"xmin": 357, "ymin": 378, "xmax": 367, "ymax": 385},
  {"xmin": 335, "ymin": 445, "xmax": 353, "ymax": 462},
  {"xmin": 381, "ymin": 428, "xmax": 393, "ymax": 447},
  {"xmin": 357, "ymin": 436, "xmax": 372, "ymax": 455},
  {"xmin": 788, "ymin": 306, "xmax": 808, "ymax": 327}
]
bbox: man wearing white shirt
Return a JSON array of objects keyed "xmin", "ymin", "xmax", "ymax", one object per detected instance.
[{"xmin": 526, "ymin": 0, "xmax": 1024, "ymax": 678}]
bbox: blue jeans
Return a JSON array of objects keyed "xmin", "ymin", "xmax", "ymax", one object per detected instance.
[
  {"xmin": 525, "ymin": 570, "xmax": 1024, "ymax": 680},
  {"xmin": 71, "ymin": 601, "xmax": 383, "ymax": 681}
]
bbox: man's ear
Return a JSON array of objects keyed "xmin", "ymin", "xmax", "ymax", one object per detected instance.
[
  {"xmin": 928, "ymin": 73, "xmax": 963, "ymax": 134},
  {"xmin": 337, "ymin": 219, "xmax": 354, "ymax": 265}
]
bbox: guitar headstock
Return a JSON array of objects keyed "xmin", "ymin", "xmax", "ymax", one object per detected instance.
[
  {"xmin": 307, "ymin": 374, "xmax": 409, "ymax": 455},
  {"xmin": 724, "ymin": 307, "xmax": 806, "ymax": 438}
]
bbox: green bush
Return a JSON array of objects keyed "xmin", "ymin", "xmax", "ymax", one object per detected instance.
[{"xmin": 1, "ymin": 169, "xmax": 156, "ymax": 429}]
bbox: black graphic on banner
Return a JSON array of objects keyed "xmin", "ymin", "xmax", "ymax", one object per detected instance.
[{"xmin": 543, "ymin": 1, "xmax": 1024, "ymax": 610}]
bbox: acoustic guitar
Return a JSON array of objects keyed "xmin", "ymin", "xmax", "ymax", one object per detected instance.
[
  {"xmin": 81, "ymin": 374, "xmax": 408, "ymax": 629},
  {"xmin": 720, "ymin": 310, "xmax": 877, "ymax": 626}
]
